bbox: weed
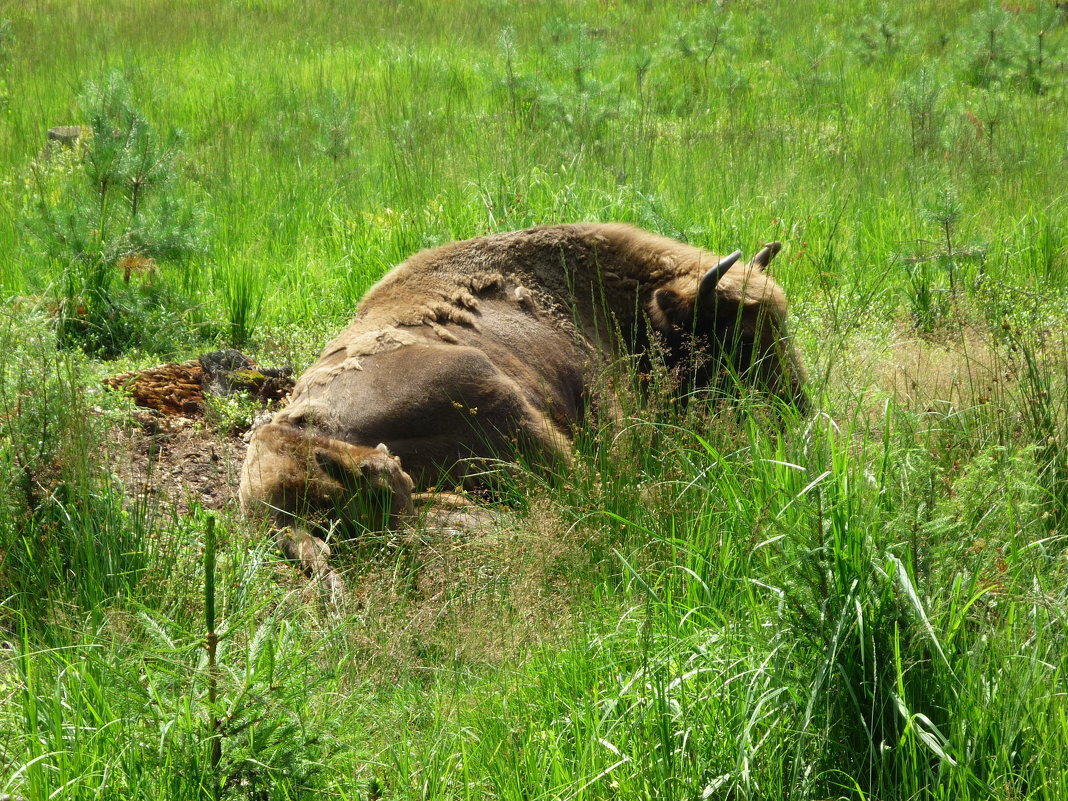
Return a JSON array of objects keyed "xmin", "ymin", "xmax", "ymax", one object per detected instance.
[
  {"xmin": 853, "ymin": 3, "xmax": 909, "ymax": 62},
  {"xmin": 498, "ymin": 26, "xmax": 526, "ymax": 129},
  {"xmin": 3, "ymin": 516, "xmax": 329, "ymax": 800},
  {"xmin": 902, "ymin": 184, "xmax": 993, "ymax": 331},
  {"xmin": 961, "ymin": 3, "xmax": 1015, "ymax": 89},
  {"xmin": 0, "ymin": 18, "xmax": 12, "ymax": 109},
  {"xmin": 669, "ymin": 6, "xmax": 733, "ymax": 97},
  {"xmin": 0, "ymin": 317, "xmax": 150, "ymax": 625},
  {"xmin": 204, "ymin": 390, "xmax": 261, "ymax": 435},
  {"xmin": 22, "ymin": 71, "xmax": 207, "ymax": 356},
  {"xmin": 312, "ymin": 88, "xmax": 354, "ymax": 163},
  {"xmin": 1015, "ymin": 210, "xmax": 1067, "ymax": 287},
  {"xmin": 1003, "ymin": 325, "xmax": 1068, "ymax": 533},
  {"xmin": 922, "ymin": 185, "xmax": 962, "ymax": 292},
  {"xmin": 959, "ymin": 2, "xmax": 1064, "ymax": 94},
  {"xmin": 215, "ymin": 256, "xmax": 265, "ymax": 349},
  {"xmin": 901, "ymin": 68, "xmax": 945, "ymax": 156},
  {"xmin": 904, "ymin": 255, "xmax": 947, "ymax": 333}
]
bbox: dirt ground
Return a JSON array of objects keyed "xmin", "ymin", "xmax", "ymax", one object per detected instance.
[
  {"xmin": 102, "ymin": 351, "xmax": 289, "ymax": 516},
  {"xmin": 108, "ymin": 413, "xmax": 250, "ymax": 518}
]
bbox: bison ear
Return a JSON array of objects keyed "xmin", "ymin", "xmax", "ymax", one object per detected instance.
[
  {"xmin": 750, "ymin": 241, "xmax": 782, "ymax": 269},
  {"xmin": 375, "ymin": 443, "xmax": 391, "ymax": 455},
  {"xmin": 314, "ymin": 446, "xmax": 362, "ymax": 488},
  {"xmin": 698, "ymin": 250, "xmax": 742, "ymax": 301},
  {"xmin": 653, "ymin": 288, "xmax": 692, "ymax": 326}
]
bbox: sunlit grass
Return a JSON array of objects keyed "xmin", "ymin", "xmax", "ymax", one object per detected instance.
[{"xmin": 0, "ymin": 0, "xmax": 1066, "ymax": 799}]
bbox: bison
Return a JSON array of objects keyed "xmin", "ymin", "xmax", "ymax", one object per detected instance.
[{"xmin": 240, "ymin": 223, "xmax": 806, "ymax": 593}]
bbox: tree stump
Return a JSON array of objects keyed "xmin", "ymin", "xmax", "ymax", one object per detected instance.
[{"xmin": 47, "ymin": 125, "xmax": 84, "ymax": 147}]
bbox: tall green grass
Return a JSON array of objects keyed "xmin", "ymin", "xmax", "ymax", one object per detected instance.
[
  {"xmin": 1, "ymin": 0, "xmax": 1067, "ymax": 799},
  {"xmin": 0, "ymin": 316, "xmax": 152, "ymax": 623},
  {"xmin": 1, "ymin": 0, "xmax": 1064, "ymax": 335}
]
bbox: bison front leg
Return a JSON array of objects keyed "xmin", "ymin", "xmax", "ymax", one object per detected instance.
[
  {"xmin": 240, "ymin": 422, "xmax": 416, "ymax": 599},
  {"xmin": 276, "ymin": 526, "xmax": 346, "ymax": 603}
]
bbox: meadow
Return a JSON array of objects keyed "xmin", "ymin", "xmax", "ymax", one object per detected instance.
[{"xmin": 1, "ymin": 0, "xmax": 1067, "ymax": 798}]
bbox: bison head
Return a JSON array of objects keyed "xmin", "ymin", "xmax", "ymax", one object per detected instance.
[
  {"xmin": 240, "ymin": 422, "xmax": 416, "ymax": 536},
  {"xmin": 647, "ymin": 242, "xmax": 808, "ymax": 412}
]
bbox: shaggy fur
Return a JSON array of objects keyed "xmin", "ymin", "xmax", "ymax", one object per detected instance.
[{"xmin": 240, "ymin": 223, "xmax": 806, "ymax": 592}]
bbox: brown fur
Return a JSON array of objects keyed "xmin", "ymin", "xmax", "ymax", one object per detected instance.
[{"xmin": 240, "ymin": 223, "xmax": 806, "ymax": 590}]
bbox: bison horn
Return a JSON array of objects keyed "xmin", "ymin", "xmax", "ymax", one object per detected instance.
[
  {"xmin": 751, "ymin": 241, "xmax": 782, "ymax": 269},
  {"xmin": 699, "ymin": 250, "xmax": 742, "ymax": 299}
]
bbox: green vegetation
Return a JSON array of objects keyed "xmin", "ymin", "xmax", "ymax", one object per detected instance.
[
  {"xmin": 1, "ymin": 0, "xmax": 1067, "ymax": 798},
  {"xmin": 23, "ymin": 71, "xmax": 208, "ymax": 356}
]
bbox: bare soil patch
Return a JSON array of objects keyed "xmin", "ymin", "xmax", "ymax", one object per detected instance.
[
  {"xmin": 107, "ymin": 415, "xmax": 249, "ymax": 518},
  {"xmin": 101, "ymin": 349, "xmax": 291, "ymax": 516}
]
